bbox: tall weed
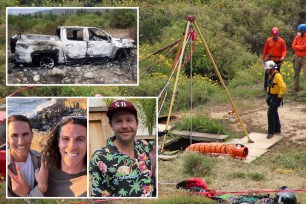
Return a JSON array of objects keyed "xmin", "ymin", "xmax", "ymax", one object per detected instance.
[{"xmin": 183, "ymin": 152, "xmax": 217, "ymax": 177}]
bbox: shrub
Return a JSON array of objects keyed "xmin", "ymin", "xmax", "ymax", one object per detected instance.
[
  {"xmin": 249, "ymin": 172, "xmax": 265, "ymax": 181},
  {"xmin": 110, "ymin": 9, "xmax": 137, "ymax": 28},
  {"xmin": 183, "ymin": 152, "xmax": 217, "ymax": 177}
]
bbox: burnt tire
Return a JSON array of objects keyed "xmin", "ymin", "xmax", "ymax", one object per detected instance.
[
  {"xmin": 39, "ymin": 56, "xmax": 55, "ymax": 69},
  {"xmin": 115, "ymin": 49, "xmax": 129, "ymax": 61}
]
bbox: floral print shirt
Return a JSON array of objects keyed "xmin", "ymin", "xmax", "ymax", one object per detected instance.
[{"xmin": 89, "ymin": 136, "xmax": 155, "ymax": 197}]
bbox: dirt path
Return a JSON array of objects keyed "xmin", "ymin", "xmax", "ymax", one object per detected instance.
[{"xmin": 208, "ymin": 97, "xmax": 306, "ymax": 144}]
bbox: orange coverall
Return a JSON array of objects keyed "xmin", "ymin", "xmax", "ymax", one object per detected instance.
[
  {"xmin": 292, "ymin": 34, "xmax": 306, "ymax": 92},
  {"xmin": 262, "ymin": 37, "xmax": 287, "ymax": 62}
]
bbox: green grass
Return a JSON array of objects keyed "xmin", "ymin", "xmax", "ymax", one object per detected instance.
[
  {"xmin": 230, "ymin": 172, "xmax": 247, "ymax": 179},
  {"xmin": 183, "ymin": 152, "xmax": 218, "ymax": 177},
  {"xmin": 229, "ymin": 171, "xmax": 265, "ymax": 181},
  {"xmin": 173, "ymin": 115, "xmax": 228, "ymax": 135},
  {"xmin": 270, "ymin": 149, "xmax": 306, "ymax": 173},
  {"xmin": 249, "ymin": 172, "xmax": 265, "ymax": 181}
]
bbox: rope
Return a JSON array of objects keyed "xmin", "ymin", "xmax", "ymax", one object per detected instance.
[
  {"xmin": 193, "ymin": 189, "xmax": 306, "ymax": 197},
  {"xmin": 182, "ymin": 40, "xmax": 195, "ymax": 67},
  {"xmin": 189, "ymin": 38, "xmax": 193, "ymax": 146},
  {"xmin": 140, "ymin": 40, "xmax": 180, "ymax": 61},
  {"xmin": 158, "ymin": 33, "xmax": 192, "ymax": 114},
  {"xmin": 7, "ymin": 86, "xmax": 34, "ymax": 97},
  {"xmin": 145, "ymin": 40, "xmax": 180, "ymax": 73},
  {"xmin": 0, "ymin": 86, "xmax": 34, "ymax": 107}
]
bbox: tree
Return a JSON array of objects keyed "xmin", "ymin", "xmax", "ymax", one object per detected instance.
[
  {"xmin": 134, "ymin": 99, "xmax": 156, "ymax": 136},
  {"xmin": 100, "ymin": 98, "xmax": 156, "ymax": 136}
]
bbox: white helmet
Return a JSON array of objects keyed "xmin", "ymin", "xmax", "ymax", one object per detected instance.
[{"xmin": 264, "ymin": 60, "xmax": 277, "ymax": 70}]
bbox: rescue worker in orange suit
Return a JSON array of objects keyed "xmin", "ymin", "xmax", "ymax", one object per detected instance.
[
  {"xmin": 292, "ymin": 24, "xmax": 306, "ymax": 92},
  {"xmin": 262, "ymin": 27, "xmax": 287, "ymax": 89},
  {"xmin": 264, "ymin": 61, "xmax": 286, "ymax": 139}
]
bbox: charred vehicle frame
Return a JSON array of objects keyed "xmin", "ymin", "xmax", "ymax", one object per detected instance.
[{"xmin": 9, "ymin": 26, "xmax": 135, "ymax": 70}]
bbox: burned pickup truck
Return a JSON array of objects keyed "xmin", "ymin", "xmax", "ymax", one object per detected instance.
[{"xmin": 10, "ymin": 26, "xmax": 135, "ymax": 69}]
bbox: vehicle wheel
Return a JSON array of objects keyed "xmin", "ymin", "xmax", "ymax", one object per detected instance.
[
  {"xmin": 115, "ymin": 49, "xmax": 128, "ymax": 61},
  {"xmin": 40, "ymin": 56, "xmax": 55, "ymax": 69}
]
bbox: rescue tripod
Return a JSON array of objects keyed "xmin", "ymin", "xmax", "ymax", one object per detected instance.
[{"xmin": 157, "ymin": 16, "xmax": 254, "ymax": 152}]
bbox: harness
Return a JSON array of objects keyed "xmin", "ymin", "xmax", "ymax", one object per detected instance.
[{"xmin": 267, "ymin": 71, "xmax": 279, "ymax": 95}]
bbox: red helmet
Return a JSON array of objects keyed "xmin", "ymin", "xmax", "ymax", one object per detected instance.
[{"xmin": 271, "ymin": 27, "xmax": 279, "ymax": 37}]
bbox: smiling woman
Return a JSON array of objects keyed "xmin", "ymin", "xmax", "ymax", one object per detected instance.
[{"xmin": 43, "ymin": 117, "xmax": 88, "ymax": 197}]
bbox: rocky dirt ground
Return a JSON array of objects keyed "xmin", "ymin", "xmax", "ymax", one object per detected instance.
[{"xmin": 7, "ymin": 51, "xmax": 137, "ymax": 85}]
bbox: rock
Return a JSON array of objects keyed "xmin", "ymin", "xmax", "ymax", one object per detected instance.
[
  {"xmin": 76, "ymin": 67, "xmax": 82, "ymax": 72},
  {"xmin": 50, "ymin": 68, "xmax": 66, "ymax": 77},
  {"xmin": 114, "ymin": 71, "xmax": 122, "ymax": 75},
  {"xmin": 7, "ymin": 50, "xmax": 137, "ymax": 84},
  {"xmin": 33, "ymin": 75, "xmax": 40, "ymax": 82},
  {"xmin": 62, "ymin": 78, "xmax": 72, "ymax": 84},
  {"xmin": 30, "ymin": 99, "xmax": 86, "ymax": 132},
  {"xmin": 107, "ymin": 62, "xmax": 111, "ymax": 68},
  {"xmin": 42, "ymin": 125, "xmax": 51, "ymax": 131},
  {"xmin": 84, "ymin": 72, "xmax": 95, "ymax": 79},
  {"xmin": 113, "ymin": 77, "xmax": 120, "ymax": 83},
  {"xmin": 98, "ymin": 77, "xmax": 105, "ymax": 82}
]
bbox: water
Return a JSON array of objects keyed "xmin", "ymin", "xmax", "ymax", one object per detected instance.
[{"xmin": 7, "ymin": 98, "xmax": 57, "ymax": 118}]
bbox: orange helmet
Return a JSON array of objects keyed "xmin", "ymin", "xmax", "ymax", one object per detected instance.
[{"xmin": 271, "ymin": 27, "xmax": 279, "ymax": 37}]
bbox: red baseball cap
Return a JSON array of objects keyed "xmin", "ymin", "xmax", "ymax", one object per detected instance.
[{"xmin": 106, "ymin": 100, "xmax": 137, "ymax": 119}]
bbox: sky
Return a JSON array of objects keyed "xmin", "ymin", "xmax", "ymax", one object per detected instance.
[{"xmin": 7, "ymin": 8, "xmax": 51, "ymax": 15}]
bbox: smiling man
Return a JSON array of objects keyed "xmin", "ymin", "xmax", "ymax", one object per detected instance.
[
  {"xmin": 43, "ymin": 117, "xmax": 87, "ymax": 197},
  {"xmin": 89, "ymin": 99, "xmax": 155, "ymax": 197},
  {"xmin": 7, "ymin": 115, "xmax": 48, "ymax": 197}
]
